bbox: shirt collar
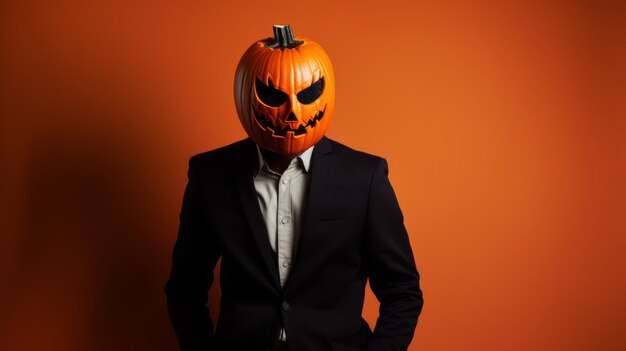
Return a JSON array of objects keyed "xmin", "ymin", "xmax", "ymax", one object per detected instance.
[{"xmin": 254, "ymin": 144, "xmax": 315, "ymax": 177}]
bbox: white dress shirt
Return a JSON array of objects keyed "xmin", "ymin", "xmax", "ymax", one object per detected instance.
[{"xmin": 253, "ymin": 143, "xmax": 314, "ymax": 342}]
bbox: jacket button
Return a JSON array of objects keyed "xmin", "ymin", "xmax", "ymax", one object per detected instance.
[{"xmin": 281, "ymin": 301, "xmax": 291, "ymax": 312}]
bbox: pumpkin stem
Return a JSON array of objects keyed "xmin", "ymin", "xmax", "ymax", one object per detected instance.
[{"xmin": 265, "ymin": 24, "xmax": 304, "ymax": 49}]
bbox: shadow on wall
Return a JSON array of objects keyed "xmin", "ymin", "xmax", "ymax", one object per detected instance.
[{"xmin": 1, "ymin": 119, "xmax": 216, "ymax": 351}]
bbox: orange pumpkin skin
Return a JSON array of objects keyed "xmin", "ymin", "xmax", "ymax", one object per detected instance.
[{"xmin": 234, "ymin": 26, "xmax": 335, "ymax": 156}]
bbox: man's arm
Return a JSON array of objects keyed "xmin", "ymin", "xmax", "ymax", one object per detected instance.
[
  {"xmin": 363, "ymin": 158, "xmax": 424, "ymax": 351},
  {"xmin": 164, "ymin": 156, "xmax": 221, "ymax": 351}
]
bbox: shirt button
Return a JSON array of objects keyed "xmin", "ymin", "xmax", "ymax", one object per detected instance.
[
  {"xmin": 281, "ymin": 301, "xmax": 291, "ymax": 312},
  {"xmin": 281, "ymin": 217, "xmax": 289, "ymax": 224},
  {"xmin": 282, "ymin": 260, "xmax": 289, "ymax": 267},
  {"xmin": 282, "ymin": 178, "xmax": 289, "ymax": 184}
]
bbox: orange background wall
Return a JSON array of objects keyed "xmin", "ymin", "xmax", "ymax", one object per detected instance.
[{"xmin": 1, "ymin": 1, "xmax": 624, "ymax": 350}]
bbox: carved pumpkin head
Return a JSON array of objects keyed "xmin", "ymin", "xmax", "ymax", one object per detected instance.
[{"xmin": 234, "ymin": 25, "xmax": 335, "ymax": 156}]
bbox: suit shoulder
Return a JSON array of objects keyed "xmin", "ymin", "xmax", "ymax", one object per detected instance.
[
  {"xmin": 326, "ymin": 137, "xmax": 384, "ymax": 166},
  {"xmin": 188, "ymin": 138, "xmax": 250, "ymax": 171}
]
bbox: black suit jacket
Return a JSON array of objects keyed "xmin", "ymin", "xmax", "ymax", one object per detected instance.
[{"xmin": 164, "ymin": 136, "xmax": 423, "ymax": 351}]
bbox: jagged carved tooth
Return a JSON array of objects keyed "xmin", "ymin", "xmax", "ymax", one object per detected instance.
[{"xmin": 296, "ymin": 124, "xmax": 306, "ymax": 135}]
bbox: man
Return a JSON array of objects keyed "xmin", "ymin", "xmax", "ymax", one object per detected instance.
[{"xmin": 164, "ymin": 25, "xmax": 424, "ymax": 351}]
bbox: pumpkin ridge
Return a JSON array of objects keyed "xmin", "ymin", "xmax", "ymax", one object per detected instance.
[{"xmin": 288, "ymin": 48, "xmax": 297, "ymax": 128}]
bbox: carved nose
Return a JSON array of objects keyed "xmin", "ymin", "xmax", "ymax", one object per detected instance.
[{"xmin": 286, "ymin": 111, "xmax": 298, "ymax": 122}]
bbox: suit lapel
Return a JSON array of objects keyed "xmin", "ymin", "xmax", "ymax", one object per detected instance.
[
  {"xmin": 282, "ymin": 136, "xmax": 334, "ymax": 295},
  {"xmin": 300, "ymin": 136, "xmax": 334, "ymax": 250},
  {"xmin": 235, "ymin": 138, "xmax": 281, "ymax": 291}
]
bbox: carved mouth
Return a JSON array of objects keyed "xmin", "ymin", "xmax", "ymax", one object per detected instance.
[{"xmin": 253, "ymin": 106, "xmax": 326, "ymax": 137}]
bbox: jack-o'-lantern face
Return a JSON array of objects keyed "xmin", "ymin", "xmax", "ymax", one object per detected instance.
[{"xmin": 234, "ymin": 25, "xmax": 335, "ymax": 156}]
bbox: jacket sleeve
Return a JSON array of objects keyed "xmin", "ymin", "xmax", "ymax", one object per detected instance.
[
  {"xmin": 164, "ymin": 156, "xmax": 221, "ymax": 351},
  {"xmin": 363, "ymin": 158, "xmax": 424, "ymax": 351}
]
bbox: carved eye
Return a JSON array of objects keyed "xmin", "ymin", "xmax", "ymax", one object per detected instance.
[
  {"xmin": 297, "ymin": 77, "xmax": 324, "ymax": 104},
  {"xmin": 255, "ymin": 78, "xmax": 288, "ymax": 107}
]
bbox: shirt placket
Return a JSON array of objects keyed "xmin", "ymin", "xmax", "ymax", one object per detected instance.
[{"xmin": 276, "ymin": 166, "xmax": 294, "ymax": 288}]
